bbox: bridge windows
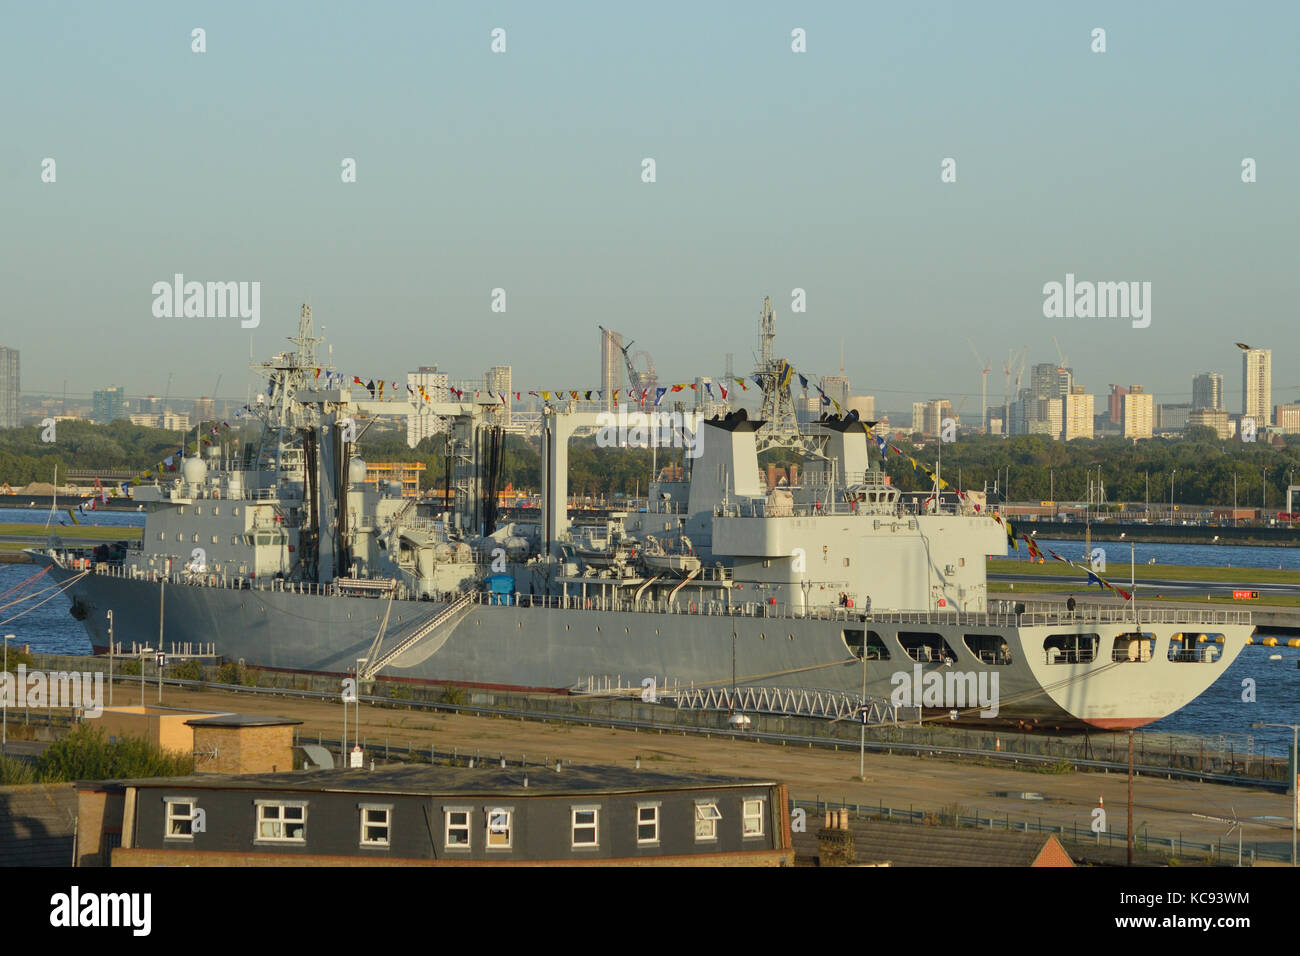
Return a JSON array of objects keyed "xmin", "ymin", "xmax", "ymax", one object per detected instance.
[
  {"xmin": 898, "ymin": 632, "xmax": 957, "ymax": 664},
  {"xmin": 1111, "ymin": 633, "xmax": 1155, "ymax": 662},
  {"xmin": 842, "ymin": 629, "xmax": 890, "ymax": 660},
  {"xmin": 1044, "ymin": 633, "xmax": 1099, "ymax": 665},
  {"xmin": 1167, "ymin": 634, "xmax": 1223, "ymax": 663},
  {"xmin": 963, "ymin": 634, "xmax": 1012, "ymax": 665}
]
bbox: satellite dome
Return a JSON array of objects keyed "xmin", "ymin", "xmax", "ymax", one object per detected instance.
[{"xmin": 182, "ymin": 458, "xmax": 207, "ymax": 485}]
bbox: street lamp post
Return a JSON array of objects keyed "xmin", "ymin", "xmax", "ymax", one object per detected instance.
[
  {"xmin": 2, "ymin": 634, "xmax": 15, "ymax": 757},
  {"xmin": 1169, "ymin": 469, "xmax": 1176, "ymax": 526},
  {"xmin": 1252, "ymin": 722, "xmax": 1299, "ymax": 867},
  {"xmin": 1121, "ymin": 534, "xmax": 1135, "ymax": 624}
]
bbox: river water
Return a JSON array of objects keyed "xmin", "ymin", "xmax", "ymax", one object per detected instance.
[{"xmin": 3, "ymin": 509, "xmax": 1297, "ymax": 751}]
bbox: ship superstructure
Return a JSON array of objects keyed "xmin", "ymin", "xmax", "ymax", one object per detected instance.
[{"xmin": 28, "ymin": 302, "xmax": 1253, "ymax": 730}]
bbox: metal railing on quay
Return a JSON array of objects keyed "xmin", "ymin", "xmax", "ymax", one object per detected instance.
[{"xmin": 789, "ymin": 798, "xmax": 1284, "ymax": 865}]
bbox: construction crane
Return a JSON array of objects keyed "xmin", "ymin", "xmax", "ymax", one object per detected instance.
[
  {"xmin": 1052, "ymin": 336, "xmax": 1070, "ymax": 373},
  {"xmin": 968, "ymin": 340, "xmax": 991, "ymax": 433},
  {"xmin": 598, "ymin": 325, "xmax": 656, "ymax": 390},
  {"xmin": 1001, "ymin": 347, "xmax": 1026, "ymax": 429}
]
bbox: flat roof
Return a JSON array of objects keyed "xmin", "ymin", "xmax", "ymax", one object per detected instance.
[
  {"xmin": 79, "ymin": 762, "xmax": 777, "ymax": 798},
  {"xmin": 185, "ymin": 714, "xmax": 303, "ymax": 728}
]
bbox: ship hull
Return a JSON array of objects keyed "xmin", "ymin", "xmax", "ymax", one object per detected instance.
[{"xmin": 35, "ymin": 556, "xmax": 1250, "ymax": 731}]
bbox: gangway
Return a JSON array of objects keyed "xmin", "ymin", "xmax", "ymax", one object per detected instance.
[{"xmin": 360, "ymin": 594, "xmax": 473, "ymax": 679}]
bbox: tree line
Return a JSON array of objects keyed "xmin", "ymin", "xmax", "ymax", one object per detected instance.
[{"xmin": 5, "ymin": 420, "xmax": 1298, "ymax": 508}]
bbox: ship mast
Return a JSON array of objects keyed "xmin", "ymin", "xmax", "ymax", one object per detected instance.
[{"xmin": 753, "ymin": 296, "xmax": 806, "ymax": 453}]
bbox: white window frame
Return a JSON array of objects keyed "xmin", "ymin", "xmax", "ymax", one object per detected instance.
[
  {"xmin": 742, "ymin": 798, "xmax": 765, "ymax": 838},
  {"xmin": 695, "ymin": 801, "xmax": 721, "ymax": 842},
  {"xmin": 485, "ymin": 806, "xmax": 513, "ymax": 850},
  {"xmin": 571, "ymin": 805, "xmax": 600, "ymax": 849},
  {"xmin": 358, "ymin": 803, "xmax": 392, "ymax": 848},
  {"xmin": 444, "ymin": 807, "xmax": 472, "ymax": 850},
  {"xmin": 164, "ymin": 797, "xmax": 197, "ymax": 840},
  {"xmin": 636, "ymin": 803, "xmax": 660, "ymax": 845},
  {"xmin": 254, "ymin": 800, "xmax": 307, "ymax": 844}
]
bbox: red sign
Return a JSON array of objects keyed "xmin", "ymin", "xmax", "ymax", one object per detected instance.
[{"xmin": 1232, "ymin": 590, "xmax": 1259, "ymax": 600}]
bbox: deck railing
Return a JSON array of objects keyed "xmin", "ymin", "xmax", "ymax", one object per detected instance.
[{"xmin": 72, "ymin": 554, "xmax": 1249, "ymax": 628}]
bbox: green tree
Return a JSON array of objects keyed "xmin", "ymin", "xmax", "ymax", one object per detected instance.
[{"xmin": 35, "ymin": 724, "xmax": 194, "ymax": 781}]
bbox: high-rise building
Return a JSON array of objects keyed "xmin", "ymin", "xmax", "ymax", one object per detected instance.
[
  {"xmin": 1027, "ymin": 398, "xmax": 1062, "ymax": 437},
  {"xmin": 92, "ymin": 386, "xmax": 126, "ymax": 424},
  {"xmin": 1192, "ymin": 372, "xmax": 1222, "ymax": 411},
  {"xmin": 846, "ymin": 394, "xmax": 875, "ymax": 420},
  {"xmin": 141, "ymin": 395, "xmax": 164, "ymax": 415},
  {"xmin": 1107, "ymin": 385, "xmax": 1128, "ymax": 425},
  {"xmin": 820, "ymin": 374, "xmax": 850, "ymax": 413},
  {"xmin": 1025, "ymin": 364, "xmax": 1071, "ymax": 434},
  {"xmin": 912, "ymin": 399, "xmax": 954, "ymax": 437},
  {"xmin": 407, "ymin": 366, "xmax": 451, "ymax": 446},
  {"xmin": 1063, "ymin": 388, "xmax": 1094, "ymax": 440},
  {"xmin": 161, "ymin": 411, "xmax": 190, "ymax": 431},
  {"xmin": 1031, "ymin": 363, "xmax": 1072, "ymax": 400},
  {"xmin": 0, "ymin": 346, "xmax": 18, "ymax": 428},
  {"xmin": 1122, "ymin": 386, "xmax": 1154, "ymax": 439},
  {"xmin": 600, "ymin": 328, "xmax": 624, "ymax": 411},
  {"xmin": 1188, "ymin": 408, "xmax": 1230, "ymax": 439},
  {"xmin": 1241, "ymin": 347, "xmax": 1271, "ymax": 425},
  {"xmin": 1274, "ymin": 405, "xmax": 1300, "ymax": 435},
  {"xmin": 192, "ymin": 397, "xmax": 216, "ymax": 422},
  {"xmin": 484, "ymin": 365, "xmax": 512, "ymax": 425},
  {"xmin": 1157, "ymin": 403, "xmax": 1192, "ymax": 430}
]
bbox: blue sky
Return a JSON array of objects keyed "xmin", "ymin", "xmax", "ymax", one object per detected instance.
[{"xmin": 3, "ymin": 1, "xmax": 1297, "ymax": 414}]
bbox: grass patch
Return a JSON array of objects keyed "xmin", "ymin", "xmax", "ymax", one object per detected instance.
[{"xmin": 989, "ymin": 558, "xmax": 1296, "ymax": 585}]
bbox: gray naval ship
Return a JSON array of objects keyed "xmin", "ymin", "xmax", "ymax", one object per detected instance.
[{"xmin": 30, "ymin": 303, "xmax": 1253, "ymax": 730}]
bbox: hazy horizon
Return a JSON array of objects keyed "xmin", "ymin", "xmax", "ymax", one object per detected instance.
[{"xmin": 4, "ymin": 2, "xmax": 1297, "ymax": 414}]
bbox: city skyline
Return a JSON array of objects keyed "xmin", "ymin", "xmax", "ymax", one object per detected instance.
[{"xmin": 4, "ymin": 3, "xmax": 1296, "ymax": 409}]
